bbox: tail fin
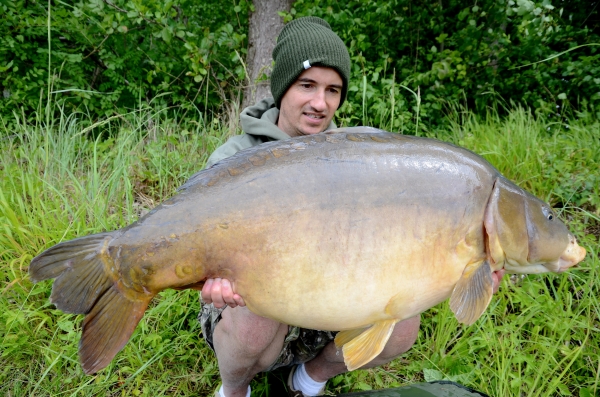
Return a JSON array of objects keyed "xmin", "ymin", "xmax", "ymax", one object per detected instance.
[
  {"xmin": 30, "ymin": 232, "xmax": 152, "ymax": 374},
  {"xmin": 30, "ymin": 233, "xmax": 117, "ymax": 313},
  {"xmin": 79, "ymin": 285, "xmax": 150, "ymax": 374}
]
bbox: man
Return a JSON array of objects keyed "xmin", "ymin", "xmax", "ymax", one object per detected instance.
[{"xmin": 200, "ymin": 17, "xmax": 504, "ymax": 397}]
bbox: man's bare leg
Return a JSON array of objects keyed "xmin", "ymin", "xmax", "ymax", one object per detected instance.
[
  {"xmin": 303, "ymin": 315, "xmax": 421, "ymax": 382},
  {"xmin": 213, "ymin": 306, "xmax": 288, "ymax": 397}
]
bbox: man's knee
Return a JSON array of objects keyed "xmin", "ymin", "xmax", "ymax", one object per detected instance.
[
  {"xmin": 214, "ymin": 306, "xmax": 288, "ymax": 358},
  {"xmin": 378, "ymin": 315, "xmax": 420, "ymax": 360}
]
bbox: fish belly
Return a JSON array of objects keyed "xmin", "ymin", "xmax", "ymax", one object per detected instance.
[{"xmin": 207, "ymin": 203, "xmax": 477, "ymax": 331}]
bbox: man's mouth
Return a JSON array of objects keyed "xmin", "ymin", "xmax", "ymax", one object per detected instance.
[{"xmin": 304, "ymin": 113, "xmax": 325, "ymax": 120}]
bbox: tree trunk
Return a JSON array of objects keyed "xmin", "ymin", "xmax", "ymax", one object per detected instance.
[{"xmin": 242, "ymin": 0, "xmax": 293, "ymax": 110}]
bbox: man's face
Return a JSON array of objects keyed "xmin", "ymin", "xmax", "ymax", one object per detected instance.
[{"xmin": 277, "ymin": 66, "xmax": 343, "ymax": 138}]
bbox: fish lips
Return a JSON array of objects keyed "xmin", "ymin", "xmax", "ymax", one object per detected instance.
[
  {"xmin": 543, "ymin": 235, "xmax": 587, "ymax": 273},
  {"xmin": 555, "ymin": 237, "xmax": 587, "ymax": 272}
]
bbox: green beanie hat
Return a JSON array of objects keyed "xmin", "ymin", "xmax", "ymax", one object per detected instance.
[{"xmin": 271, "ymin": 16, "xmax": 351, "ymax": 109}]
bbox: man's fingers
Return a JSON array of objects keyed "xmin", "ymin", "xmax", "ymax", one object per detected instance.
[
  {"xmin": 200, "ymin": 278, "xmax": 245, "ymax": 309},
  {"xmin": 210, "ymin": 278, "xmax": 226, "ymax": 308},
  {"xmin": 233, "ymin": 293, "xmax": 246, "ymax": 307},
  {"xmin": 201, "ymin": 278, "xmax": 244, "ymax": 309},
  {"xmin": 201, "ymin": 279, "xmax": 214, "ymax": 304},
  {"xmin": 220, "ymin": 279, "xmax": 236, "ymax": 307},
  {"xmin": 492, "ymin": 269, "xmax": 506, "ymax": 294}
]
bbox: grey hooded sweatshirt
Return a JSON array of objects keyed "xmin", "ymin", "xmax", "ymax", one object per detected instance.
[{"xmin": 205, "ymin": 97, "xmax": 336, "ymax": 168}]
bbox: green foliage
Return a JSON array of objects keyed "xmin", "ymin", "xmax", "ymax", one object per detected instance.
[
  {"xmin": 0, "ymin": 0, "xmax": 250, "ymax": 120},
  {"xmin": 3, "ymin": 0, "xmax": 598, "ymax": 127},
  {"xmin": 288, "ymin": 0, "xmax": 600, "ymax": 131}
]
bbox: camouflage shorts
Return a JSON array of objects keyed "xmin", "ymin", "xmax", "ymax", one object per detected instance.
[{"xmin": 199, "ymin": 301, "xmax": 337, "ymax": 372}]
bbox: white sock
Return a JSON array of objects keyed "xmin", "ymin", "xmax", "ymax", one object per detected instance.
[
  {"xmin": 219, "ymin": 385, "xmax": 250, "ymax": 397},
  {"xmin": 292, "ymin": 363, "xmax": 327, "ymax": 396}
]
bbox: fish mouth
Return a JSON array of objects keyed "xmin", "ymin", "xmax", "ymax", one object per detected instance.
[{"xmin": 549, "ymin": 234, "xmax": 587, "ymax": 273}]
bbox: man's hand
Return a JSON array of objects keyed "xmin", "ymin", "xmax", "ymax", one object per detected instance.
[
  {"xmin": 201, "ymin": 278, "xmax": 246, "ymax": 309},
  {"xmin": 492, "ymin": 269, "xmax": 505, "ymax": 294}
]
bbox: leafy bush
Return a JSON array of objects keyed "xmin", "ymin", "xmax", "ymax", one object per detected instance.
[
  {"xmin": 0, "ymin": 0, "xmax": 250, "ymax": 120},
  {"xmin": 290, "ymin": 0, "xmax": 600, "ymax": 131},
  {"xmin": 1, "ymin": 0, "xmax": 598, "ymax": 128}
]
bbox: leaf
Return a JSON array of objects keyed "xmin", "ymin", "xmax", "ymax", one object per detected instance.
[
  {"xmin": 423, "ymin": 368, "xmax": 445, "ymax": 382},
  {"xmin": 161, "ymin": 27, "xmax": 172, "ymax": 44},
  {"xmin": 0, "ymin": 60, "xmax": 14, "ymax": 72},
  {"xmin": 355, "ymin": 382, "xmax": 372, "ymax": 391},
  {"xmin": 556, "ymin": 383, "xmax": 571, "ymax": 395},
  {"xmin": 580, "ymin": 388, "xmax": 592, "ymax": 397}
]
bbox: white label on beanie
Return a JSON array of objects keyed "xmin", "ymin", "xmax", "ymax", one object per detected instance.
[{"xmin": 303, "ymin": 60, "xmax": 311, "ymax": 69}]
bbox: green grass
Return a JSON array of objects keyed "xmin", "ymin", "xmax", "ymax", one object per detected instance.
[{"xmin": 1, "ymin": 104, "xmax": 598, "ymax": 396}]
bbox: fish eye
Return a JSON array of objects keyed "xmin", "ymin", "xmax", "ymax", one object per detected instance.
[{"xmin": 542, "ymin": 206, "xmax": 554, "ymax": 221}]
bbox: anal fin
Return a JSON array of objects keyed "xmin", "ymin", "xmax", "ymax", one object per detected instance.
[
  {"xmin": 334, "ymin": 327, "xmax": 368, "ymax": 348},
  {"xmin": 334, "ymin": 319, "xmax": 397, "ymax": 371},
  {"xmin": 449, "ymin": 260, "xmax": 493, "ymax": 325}
]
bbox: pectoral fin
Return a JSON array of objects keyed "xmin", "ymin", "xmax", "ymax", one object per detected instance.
[
  {"xmin": 334, "ymin": 319, "xmax": 397, "ymax": 371},
  {"xmin": 449, "ymin": 260, "xmax": 493, "ymax": 325}
]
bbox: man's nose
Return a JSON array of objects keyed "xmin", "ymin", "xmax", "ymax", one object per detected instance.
[{"xmin": 309, "ymin": 89, "xmax": 327, "ymax": 111}]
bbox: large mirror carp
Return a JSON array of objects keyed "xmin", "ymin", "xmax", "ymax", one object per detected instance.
[{"xmin": 29, "ymin": 127, "xmax": 586, "ymax": 374}]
